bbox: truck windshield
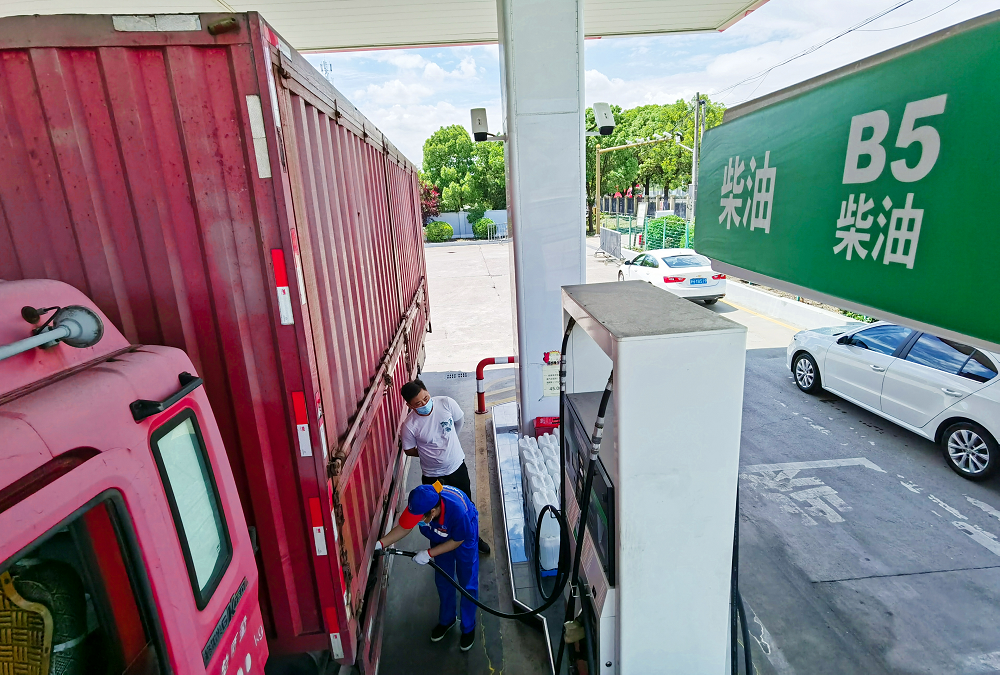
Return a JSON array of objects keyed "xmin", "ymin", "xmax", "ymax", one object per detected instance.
[
  {"xmin": 0, "ymin": 495, "xmax": 163, "ymax": 674},
  {"xmin": 151, "ymin": 410, "xmax": 231, "ymax": 610}
]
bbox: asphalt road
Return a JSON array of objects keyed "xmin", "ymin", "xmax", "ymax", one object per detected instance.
[{"xmin": 740, "ymin": 347, "xmax": 1000, "ymax": 675}]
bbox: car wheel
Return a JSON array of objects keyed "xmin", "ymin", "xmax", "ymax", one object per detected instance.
[
  {"xmin": 703, "ymin": 298, "xmax": 718, "ymax": 306},
  {"xmin": 618, "ymin": 271, "xmax": 625, "ymax": 281},
  {"xmin": 942, "ymin": 422, "xmax": 999, "ymax": 481},
  {"xmin": 792, "ymin": 353, "xmax": 822, "ymax": 394}
]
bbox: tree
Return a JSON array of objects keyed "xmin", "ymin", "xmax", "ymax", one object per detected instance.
[
  {"xmin": 467, "ymin": 141, "xmax": 506, "ymax": 212},
  {"xmin": 419, "ymin": 177, "xmax": 440, "ymax": 224},
  {"xmin": 422, "ymin": 125, "xmax": 474, "ymax": 193},
  {"xmin": 438, "ymin": 166, "xmax": 472, "ymax": 212}
]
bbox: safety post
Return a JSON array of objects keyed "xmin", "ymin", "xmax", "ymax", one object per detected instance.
[{"xmin": 475, "ymin": 356, "xmax": 517, "ymax": 414}]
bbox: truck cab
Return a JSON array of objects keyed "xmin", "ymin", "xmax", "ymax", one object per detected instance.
[{"xmin": 0, "ymin": 279, "xmax": 266, "ymax": 675}]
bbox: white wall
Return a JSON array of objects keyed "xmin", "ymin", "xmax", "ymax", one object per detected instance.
[{"xmin": 430, "ymin": 209, "xmax": 508, "ymax": 238}]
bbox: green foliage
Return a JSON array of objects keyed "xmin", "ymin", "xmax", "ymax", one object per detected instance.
[
  {"xmin": 421, "ymin": 126, "xmax": 505, "ymax": 216},
  {"xmin": 425, "ymin": 221, "xmax": 453, "ymax": 243},
  {"xmin": 472, "ymin": 217, "xmax": 496, "ymax": 240},
  {"xmin": 468, "ymin": 204, "xmax": 487, "ymax": 225},
  {"xmin": 468, "ymin": 141, "xmax": 506, "ymax": 211},
  {"xmin": 840, "ymin": 310, "xmax": 878, "ymax": 323},
  {"xmin": 644, "ymin": 216, "xmax": 690, "ymax": 250},
  {"xmin": 586, "ymin": 97, "xmax": 726, "ymax": 208},
  {"xmin": 423, "ymin": 125, "xmax": 474, "ymax": 190}
]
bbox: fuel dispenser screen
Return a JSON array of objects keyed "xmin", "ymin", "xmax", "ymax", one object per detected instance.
[{"xmin": 566, "ymin": 392, "xmax": 615, "ymax": 585}]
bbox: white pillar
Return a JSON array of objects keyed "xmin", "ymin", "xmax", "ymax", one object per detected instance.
[{"xmin": 496, "ymin": 0, "xmax": 586, "ymax": 433}]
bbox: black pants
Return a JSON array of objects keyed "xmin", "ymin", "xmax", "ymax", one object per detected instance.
[{"xmin": 423, "ymin": 461, "xmax": 472, "ymax": 499}]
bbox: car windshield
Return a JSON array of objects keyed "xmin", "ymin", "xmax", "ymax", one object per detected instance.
[{"xmin": 661, "ymin": 254, "xmax": 711, "ymax": 268}]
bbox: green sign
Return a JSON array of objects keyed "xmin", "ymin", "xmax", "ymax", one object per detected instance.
[{"xmin": 696, "ymin": 13, "xmax": 1000, "ymax": 352}]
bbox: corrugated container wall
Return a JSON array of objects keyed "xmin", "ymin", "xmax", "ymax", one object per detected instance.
[{"xmin": 0, "ymin": 13, "xmax": 429, "ymax": 671}]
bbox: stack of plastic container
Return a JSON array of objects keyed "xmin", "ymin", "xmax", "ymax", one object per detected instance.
[{"xmin": 519, "ymin": 433, "xmax": 561, "ymax": 572}]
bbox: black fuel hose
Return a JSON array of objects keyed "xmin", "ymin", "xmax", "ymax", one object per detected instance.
[
  {"xmin": 378, "ymin": 500, "xmax": 572, "ymax": 620},
  {"xmin": 731, "ymin": 490, "xmax": 754, "ymax": 675}
]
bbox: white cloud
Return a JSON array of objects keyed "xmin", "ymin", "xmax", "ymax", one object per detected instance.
[{"xmin": 355, "ymin": 79, "xmax": 434, "ymax": 106}]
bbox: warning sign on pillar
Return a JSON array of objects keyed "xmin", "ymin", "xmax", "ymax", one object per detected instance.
[{"xmin": 542, "ymin": 363, "xmax": 560, "ymax": 397}]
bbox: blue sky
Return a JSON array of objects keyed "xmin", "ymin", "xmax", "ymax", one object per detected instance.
[{"xmin": 304, "ymin": 0, "xmax": 999, "ymax": 165}]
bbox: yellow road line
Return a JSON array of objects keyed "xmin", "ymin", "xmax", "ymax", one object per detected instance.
[
  {"xmin": 722, "ymin": 299, "xmax": 800, "ymax": 332},
  {"xmin": 485, "ymin": 385, "xmax": 516, "ymax": 397}
]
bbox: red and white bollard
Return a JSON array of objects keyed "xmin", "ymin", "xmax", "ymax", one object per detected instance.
[{"xmin": 475, "ymin": 356, "xmax": 517, "ymax": 414}]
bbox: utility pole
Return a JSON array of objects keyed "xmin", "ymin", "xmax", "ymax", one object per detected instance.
[
  {"xmin": 594, "ymin": 143, "xmax": 601, "ymax": 234},
  {"xmin": 691, "ymin": 91, "xmax": 700, "ymax": 225}
]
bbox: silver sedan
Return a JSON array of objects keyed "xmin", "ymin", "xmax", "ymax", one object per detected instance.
[{"xmin": 788, "ymin": 322, "xmax": 1000, "ymax": 481}]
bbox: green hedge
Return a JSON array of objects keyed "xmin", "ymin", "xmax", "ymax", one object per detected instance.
[
  {"xmin": 644, "ymin": 216, "xmax": 692, "ymax": 249},
  {"xmin": 472, "ymin": 217, "xmax": 496, "ymax": 239},
  {"xmin": 425, "ymin": 221, "xmax": 453, "ymax": 243}
]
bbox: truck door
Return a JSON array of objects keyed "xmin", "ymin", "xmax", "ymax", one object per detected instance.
[{"xmin": 1, "ymin": 490, "xmax": 168, "ymax": 675}]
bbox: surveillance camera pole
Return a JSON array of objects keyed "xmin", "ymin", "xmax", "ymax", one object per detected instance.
[
  {"xmin": 692, "ymin": 91, "xmax": 700, "ymax": 225},
  {"xmin": 594, "ymin": 143, "xmax": 601, "ymax": 232}
]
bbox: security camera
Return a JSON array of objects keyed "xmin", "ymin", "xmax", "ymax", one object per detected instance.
[
  {"xmin": 471, "ymin": 108, "xmax": 489, "ymax": 142},
  {"xmin": 674, "ymin": 131, "xmax": 683, "ymax": 142},
  {"xmin": 593, "ymin": 102, "xmax": 615, "ymax": 136}
]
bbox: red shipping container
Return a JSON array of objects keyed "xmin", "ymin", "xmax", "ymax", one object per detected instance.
[{"xmin": 0, "ymin": 13, "xmax": 428, "ymax": 671}]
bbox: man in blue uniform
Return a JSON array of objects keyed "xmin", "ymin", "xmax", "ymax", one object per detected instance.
[{"xmin": 376, "ymin": 482, "xmax": 480, "ymax": 651}]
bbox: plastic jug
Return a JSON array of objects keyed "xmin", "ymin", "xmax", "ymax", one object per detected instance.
[
  {"xmin": 538, "ymin": 535, "xmax": 560, "ymax": 570},
  {"xmin": 529, "ymin": 471, "xmax": 553, "ymax": 494},
  {"xmin": 532, "ymin": 489, "xmax": 559, "ymax": 537},
  {"xmin": 545, "ymin": 458, "xmax": 560, "ymax": 486}
]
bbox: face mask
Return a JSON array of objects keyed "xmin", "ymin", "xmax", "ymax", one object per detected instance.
[{"xmin": 415, "ymin": 399, "xmax": 433, "ymax": 416}]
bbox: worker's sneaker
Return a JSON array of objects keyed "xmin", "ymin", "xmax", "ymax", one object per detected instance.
[
  {"xmin": 478, "ymin": 537, "xmax": 491, "ymax": 555},
  {"xmin": 460, "ymin": 627, "xmax": 475, "ymax": 652},
  {"xmin": 430, "ymin": 620, "xmax": 456, "ymax": 642}
]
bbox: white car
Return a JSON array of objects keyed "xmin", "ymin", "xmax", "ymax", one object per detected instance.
[
  {"xmin": 618, "ymin": 248, "xmax": 726, "ymax": 304},
  {"xmin": 788, "ymin": 322, "xmax": 1000, "ymax": 481}
]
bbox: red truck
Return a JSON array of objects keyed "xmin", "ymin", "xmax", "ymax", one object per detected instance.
[{"xmin": 0, "ymin": 12, "xmax": 428, "ymax": 674}]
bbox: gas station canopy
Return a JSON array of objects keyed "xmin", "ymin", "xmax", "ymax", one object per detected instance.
[{"xmin": 0, "ymin": 0, "xmax": 768, "ymax": 51}]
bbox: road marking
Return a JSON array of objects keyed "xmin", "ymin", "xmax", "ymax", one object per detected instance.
[
  {"xmin": 743, "ymin": 458, "xmax": 885, "ymax": 474},
  {"xmin": 963, "ymin": 650, "xmax": 1000, "ymax": 673},
  {"xmin": 954, "ymin": 522, "xmax": 1000, "ymax": 557},
  {"xmin": 721, "ymin": 299, "xmax": 801, "ymax": 331},
  {"xmin": 900, "ymin": 480, "xmax": 923, "ymax": 494},
  {"xmin": 930, "ymin": 495, "xmax": 967, "ymax": 520},
  {"xmin": 967, "ymin": 496, "xmax": 1000, "ymax": 523},
  {"xmin": 742, "ymin": 459, "xmax": 875, "ymax": 525}
]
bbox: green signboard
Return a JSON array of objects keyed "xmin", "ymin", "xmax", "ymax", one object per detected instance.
[{"xmin": 696, "ymin": 12, "xmax": 1000, "ymax": 352}]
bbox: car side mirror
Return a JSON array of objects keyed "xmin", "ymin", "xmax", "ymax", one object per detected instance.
[
  {"xmin": 837, "ymin": 335, "xmax": 853, "ymax": 346},
  {"xmin": 623, "ymin": 259, "xmax": 631, "ymax": 265}
]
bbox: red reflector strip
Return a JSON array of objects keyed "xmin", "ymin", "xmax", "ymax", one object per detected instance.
[
  {"xmin": 324, "ymin": 607, "xmax": 340, "ymax": 633},
  {"xmin": 271, "ymin": 249, "xmax": 289, "ymax": 287},
  {"xmin": 310, "ymin": 497, "xmax": 327, "ymax": 556},
  {"xmin": 271, "ymin": 249, "xmax": 294, "ymax": 325},
  {"xmin": 264, "ymin": 25, "xmax": 279, "ymax": 46},
  {"xmin": 292, "ymin": 391, "xmax": 311, "ymax": 457}
]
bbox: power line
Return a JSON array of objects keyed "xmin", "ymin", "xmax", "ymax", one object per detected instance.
[
  {"xmin": 710, "ymin": 0, "xmax": 918, "ymax": 100},
  {"xmin": 857, "ymin": 0, "xmax": 962, "ymax": 31}
]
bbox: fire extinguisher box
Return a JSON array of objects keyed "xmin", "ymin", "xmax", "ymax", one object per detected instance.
[{"xmin": 534, "ymin": 416, "xmax": 560, "ymax": 437}]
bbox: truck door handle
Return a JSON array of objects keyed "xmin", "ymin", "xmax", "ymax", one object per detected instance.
[
  {"xmin": 870, "ymin": 365, "xmax": 886, "ymax": 372},
  {"xmin": 941, "ymin": 388, "xmax": 963, "ymax": 397},
  {"xmin": 130, "ymin": 372, "xmax": 204, "ymax": 422}
]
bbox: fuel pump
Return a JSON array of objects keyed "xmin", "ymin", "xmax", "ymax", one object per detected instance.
[{"xmin": 558, "ymin": 281, "xmax": 747, "ymax": 674}]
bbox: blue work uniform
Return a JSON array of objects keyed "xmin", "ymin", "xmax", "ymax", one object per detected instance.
[{"xmin": 418, "ymin": 485, "xmax": 479, "ymax": 633}]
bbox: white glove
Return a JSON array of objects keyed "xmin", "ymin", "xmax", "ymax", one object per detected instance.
[
  {"xmin": 375, "ymin": 540, "xmax": 383, "ymax": 552},
  {"xmin": 413, "ymin": 550, "xmax": 432, "ymax": 565}
]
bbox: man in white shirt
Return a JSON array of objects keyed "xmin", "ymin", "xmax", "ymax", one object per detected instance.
[{"xmin": 400, "ymin": 379, "xmax": 490, "ymax": 554}]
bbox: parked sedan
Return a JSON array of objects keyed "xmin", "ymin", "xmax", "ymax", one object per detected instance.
[
  {"xmin": 618, "ymin": 248, "xmax": 726, "ymax": 304},
  {"xmin": 788, "ymin": 322, "xmax": 1000, "ymax": 480}
]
